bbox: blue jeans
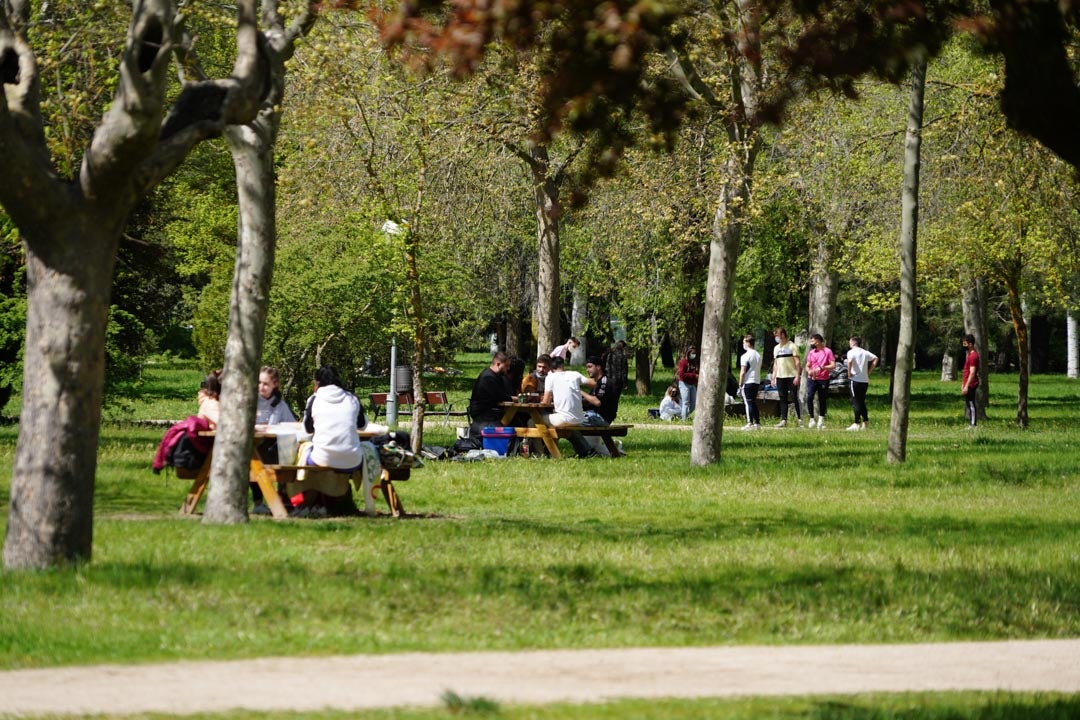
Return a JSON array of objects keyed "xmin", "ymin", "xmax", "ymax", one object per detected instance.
[
  {"xmin": 582, "ymin": 410, "xmax": 609, "ymax": 427},
  {"xmin": 678, "ymin": 381, "xmax": 697, "ymax": 419}
]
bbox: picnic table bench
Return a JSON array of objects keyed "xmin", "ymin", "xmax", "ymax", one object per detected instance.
[
  {"xmin": 499, "ymin": 400, "xmax": 630, "ymax": 458},
  {"xmin": 178, "ymin": 430, "xmax": 410, "ymax": 519}
]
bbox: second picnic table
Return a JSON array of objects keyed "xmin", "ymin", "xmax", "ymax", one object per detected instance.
[{"xmin": 499, "ymin": 401, "xmax": 630, "ymax": 459}]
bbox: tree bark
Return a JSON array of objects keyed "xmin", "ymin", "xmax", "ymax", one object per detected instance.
[
  {"xmin": 570, "ymin": 285, "xmax": 585, "ymax": 363},
  {"xmin": 202, "ymin": 0, "xmax": 316, "ymax": 524},
  {"xmin": 887, "ymin": 57, "xmax": 926, "ymax": 464},
  {"xmin": 1003, "ymin": 264, "xmax": 1029, "ymax": 427},
  {"xmin": 634, "ymin": 345, "xmax": 652, "ymax": 397},
  {"xmin": 530, "ymin": 144, "xmax": 561, "ymax": 356},
  {"xmin": 691, "ymin": 164, "xmax": 753, "ymax": 466},
  {"xmin": 3, "ymin": 221, "xmax": 116, "ymax": 567},
  {"xmin": 2, "ymin": 0, "xmax": 266, "ymax": 567}
]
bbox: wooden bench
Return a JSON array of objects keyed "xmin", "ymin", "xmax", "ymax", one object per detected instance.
[
  {"xmin": 422, "ymin": 390, "xmax": 469, "ymax": 426},
  {"xmin": 369, "ymin": 392, "xmax": 414, "ymax": 421},
  {"xmin": 262, "ymin": 464, "xmax": 410, "ymax": 517},
  {"xmin": 514, "ymin": 423, "xmax": 631, "ymax": 458}
]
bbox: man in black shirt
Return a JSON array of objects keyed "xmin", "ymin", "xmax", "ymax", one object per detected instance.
[
  {"xmin": 468, "ymin": 351, "xmax": 513, "ymax": 435},
  {"xmin": 582, "ymin": 355, "xmax": 619, "ymax": 425}
]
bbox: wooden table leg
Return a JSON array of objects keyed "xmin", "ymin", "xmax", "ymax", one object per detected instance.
[
  {"xmin": 179, "ymin": 454, "xmax": 213, "ymax": 515},
  {"xmin": 533, "ymin": 422, "xmax": 562, "ymax": 459},
  {"xmin": 379, "ymin": 469, "xmax": 404, "ymax": 517},
  {"xmin": 600, "ymin": 435, "xmax": 620, "ymax": 456},
  {"xmin": 249, "ymin": 455, "xmax": 289, "ymax": 519}
]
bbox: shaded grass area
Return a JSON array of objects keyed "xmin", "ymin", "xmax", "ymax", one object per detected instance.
[
  {"xmin": 0, "ymin": 370, "xmax": 1078, "ymax": 672},
  {"xmin": 14, "ymin": 693, "xmax": 1080, "ymax": 719}
]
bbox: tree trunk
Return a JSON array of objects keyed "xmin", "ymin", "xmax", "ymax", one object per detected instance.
[
  {"xmin": 203, "ymin": 5, "xmax": 315, "ymax": 523},
  {"xmin": 691, "ymin": 164, "xmax": 753, "ymax": 466},
  {"xmin": 941, "ymin": 350, "xmax": 956, "ymax": 381},
  {"xmin": 3, "ymin": 223, "xmax": 117, "ymax": 567},
  {"xmin": 887, "ymin": 57, "xmax": 926, "ymax": 464},
  {"xmin": 803, "ymin": 230, "xmax": 839, "ymax": 409},
  {"xmin": 570, "ymin": 285, "xmax": 586, "ymax": 363},
  {"xmin": 1068, "ymin": 309, "xmax": 1079, "ymax": 379},
  {"xmin": 1004, "ymin": 270, "xmax": 1029, "ymax": 428},
  {"xmin": 531, "ymin": 144, "xmax": 561, "ymax": 356},
  {"xmin": 962, "ymin": 275, "xmax": 990, "ymax": 419},
  {"xmin": 634, "ymin": 345, "xmax": 652, "ymax": 396}
]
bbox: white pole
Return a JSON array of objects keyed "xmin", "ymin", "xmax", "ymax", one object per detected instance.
[
  {"xmin": 1068, "ymin": 310, "xmax": 1078, "ymax": 379},
  {"xmin": 387, "ymin": 337, "xmax": 398, "ymax": 427}
]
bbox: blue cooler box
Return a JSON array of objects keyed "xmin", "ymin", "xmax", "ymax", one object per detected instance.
[{"xmin": 481, "ymin": 426, "xmax": 515, "ymax": 456}]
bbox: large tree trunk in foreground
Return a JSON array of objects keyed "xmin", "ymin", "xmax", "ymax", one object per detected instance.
[
  {"xmin": 2, "ymin": 0, "xmax": 265, "ymax": 567},
  {"xmin": 3, "ymin": 225, "xmax": 117, "ymax": 567},
  {"xmin": 887, "ymin": 58, "xmax": 926, "ymax": 464}
]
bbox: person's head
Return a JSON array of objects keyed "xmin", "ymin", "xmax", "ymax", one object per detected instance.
[
  {"xmin": 963, "ymin": 333, "xmax": 976, "ymax": 348},
  {"xmin": 567, "ymin": 337, "xmax": 580, "ymax": 352},
  {"xmin": 314, "ymin": 366, "xmax": 344, "ymax": 390},
  {"xmin": 666, "ymin": 382, "xmax": 679, "ymax": 398},
  {"xmin": 774, "ymin": 327, "xmax": 789, "ymax": 343},
  {"xmin": 685, "ymin": 345, "xmax": 698, "ymax": 361},
  {"xmin": 258, "ymin": 366, "xmax": 281, "ymax": 400},
  {"xmin": 743, "ymin": 335, "xmax": 755, "ymax": 349},
  {"xmin": 550, "ymin": 356, "xmax": 566, "ymax": 372},
  {"xmin": 585, "ymin": 355, "xmax": 605, "ymax": 380},
  {"xmin": 810, "ymin": 333, "xmax": 825, "ymax": 348},
  {"xmin": 534, "ymin": 353, "xmax": 552, "ymax": 377},
  {"xmin": 199, "ymin": 371, "xmax": 222, "ymax": 399},
  {"xmin": 490, "ymin": 351, "xmax": 509, "ymax": 374},
  {"xmin": 615, "ymin": 340, "xmax": 627, "ymax": 352},
  {"xmin": 849, "ymin": 335, "xmax": 862, "ymax": 348}
]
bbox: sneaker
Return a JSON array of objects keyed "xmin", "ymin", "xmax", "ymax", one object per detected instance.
[
  {"xmin": 817, "ymin": 419, "xmax": 825, "ymax": 430},
  {"xmin": 846, "ymin": 423, "xmax": 861, "ymax": 431},
  {"xmin": 251, "ymin": 502, "xmax": 271, "ymax": 516},
  {"xmin": 797, "ymin": 418, "xmax": 804, "ymax": 428},
  {"xmin": 741, "ymin": 423, "xmax": 754, "ymax": 431},
  {"xmin": 775, "ymin": 420, "xmax": 787, "ymax": 428},
  {"xmin": 753, "ymin": 423, "xmax": 761, "ymax": 430}
]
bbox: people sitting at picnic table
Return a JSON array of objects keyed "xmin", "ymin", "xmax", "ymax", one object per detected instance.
[
  {"xmin": 542, "ymin": 356, "xmax": 598, "ymax": 458},
  {"xmin": 467, "ymin": 351, "xmax": 515, "ymax": 436},
  {"xmin": 291, "ymin": 366, "xmax": 375, "ymax": 518},
  {"xmin": 251, "ymin": 366, "xmax": 298, "ymax": 515},
  {"xmin": 520, "ymin": 353, "xmax": 552, "ymax": 396},
  {"xmin": 582, "ymin": 355, "xmax": 618, "ymax": 426},
  {"xmin": 197, "ymin": 370, "xmax": 222, "ymax": 429}
]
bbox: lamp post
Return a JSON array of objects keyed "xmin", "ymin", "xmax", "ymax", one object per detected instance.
[{"xmin": 387, "ymin": 336, "xmax": 398, "ymax": 428}]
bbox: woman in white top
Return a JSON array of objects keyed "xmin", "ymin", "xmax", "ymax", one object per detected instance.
[{"xmin": 302, "ymin": 366, "xmax": 364, "ymax": 469}]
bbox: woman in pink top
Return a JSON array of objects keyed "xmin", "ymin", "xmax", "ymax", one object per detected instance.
[{"xmin": 804, "ymin": 334, "xmax": 835, "ymax": 429}]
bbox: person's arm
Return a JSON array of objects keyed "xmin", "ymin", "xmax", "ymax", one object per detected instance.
[
  {"xmin": 582, "ymin": 391, "xmax": 600, "ymax": 407},
  {"xmin": 823, "ymin": 350, "xmax": 836, "ymax": 372},
  {"xmin": 738, "ymin": 358, "xmax": 747, "ymax": 387}
]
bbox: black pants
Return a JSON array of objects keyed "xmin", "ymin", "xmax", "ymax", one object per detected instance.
[
  {"xmin": 965, "ymin": 386, "xmax": 978, "ymax": 425},
  {"xmin": 806, "ymin": 377, "xmax": 829, "ymax": 419},
  {"xmin": 742, "ymin": 383, "xmax": 760, "ymax": 424},
  {"xmin": 775, "ymin": 376, "xmax": 801, "ymax": 421},
  {"xmin": 850, "ymin": 380, "xmax": 869, "ymax": 423}
]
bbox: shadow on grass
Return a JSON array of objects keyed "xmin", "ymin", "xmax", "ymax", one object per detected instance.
[{"xmin": 806, "ymin": 696, "xmax": 1080, "ymax": 719}]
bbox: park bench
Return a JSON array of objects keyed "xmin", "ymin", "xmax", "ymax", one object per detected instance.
[
  {"xmin": 422, "ymin": 390, "xmax": 470, "ymax": 426},
  {"xmin": 369, "ymin": 392, "xmax": 414, "ymax": 421}
]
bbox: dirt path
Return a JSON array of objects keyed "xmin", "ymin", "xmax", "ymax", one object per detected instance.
[{"xmin": 2, "ymin": 640, "xmax": 1078, "ymax": 716}]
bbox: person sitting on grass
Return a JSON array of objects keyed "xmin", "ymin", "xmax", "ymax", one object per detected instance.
[{"xmin": 650, "ymin": 383, "xmax": 681, "ymax": 421}]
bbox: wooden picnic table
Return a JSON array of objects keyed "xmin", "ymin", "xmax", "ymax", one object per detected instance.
[
  {"xmin": 499, "ymin": 401, "xmax": 631, "ymax": 459},
  {"xmin": 178, "ymin": 428, "xmax": 401, "ymax": 519}
]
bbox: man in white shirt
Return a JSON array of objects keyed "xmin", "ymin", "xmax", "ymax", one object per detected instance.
[
  {"xmin": 738, "ymin": 335, "xmax": 763, "ymax": 430},
  {"xmin": 542, "ymin": 356, "xmax": 597, "ymax": 457},
  {"xmin": 844, "ymin": 335, "xmax": 879, "ymax": 431}
]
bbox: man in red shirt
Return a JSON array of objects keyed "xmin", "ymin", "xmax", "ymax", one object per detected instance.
[{"xmin": 961, "ymin": 334, "xmax": 980, "ymax": 428}]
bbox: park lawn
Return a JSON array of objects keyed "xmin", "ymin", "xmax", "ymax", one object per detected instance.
[{"xmin": 0, "ymin": 365, "xmax": 1078, "ymax": 679}]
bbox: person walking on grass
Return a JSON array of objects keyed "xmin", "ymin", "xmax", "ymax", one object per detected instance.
[
  {"xmin": 770, "ymin": 327, "xmax": 802, "ymax": 428},
  {"xmin": 739, "ymin": 335, "xmax": 762, "ymax": 431},
  {"xmin": 844, "ymin": 336, "xmax": 878, "ymax": 431},
  {"xmin": 805, "ymin": 333, "xmax": 836, "ymax": 429},
  {"xmin": 961, "ymin": 333, "xmax": 980, "ymax": 429}
]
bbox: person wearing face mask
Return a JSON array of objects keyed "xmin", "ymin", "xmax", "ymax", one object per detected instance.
[
  {"xmin": 738, "ymin": 335, "xmax": 762, "ymax": 430},
  {"xmin": 770, "ymin": 327, "xmax": 802, "ymax": 428},
  {"xmin": 804, "ymin": 333, "xmax": 836, "ymax": 429},
  {"xmin": 676, "ymin": 345, "xmax": 700, "ymax": 420}
]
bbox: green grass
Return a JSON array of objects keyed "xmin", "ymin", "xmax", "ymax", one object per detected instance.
[{"xmin": 0, "ymin": 365, "xmax": 1078, "ymax": 719}]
